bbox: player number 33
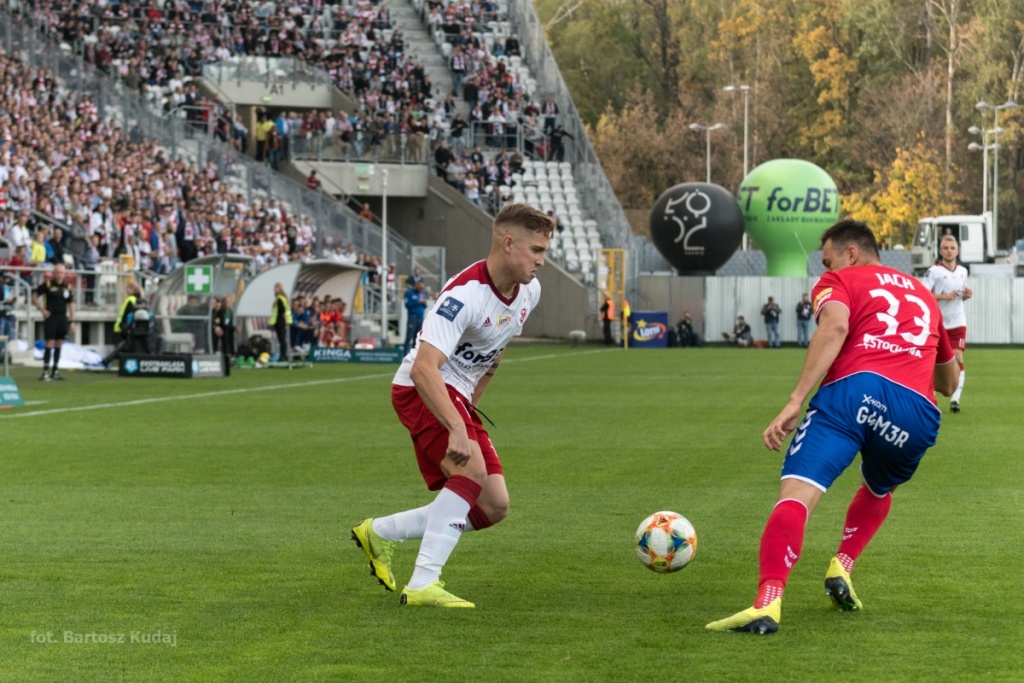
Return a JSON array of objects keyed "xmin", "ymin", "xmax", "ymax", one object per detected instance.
[{"xmin": 869, "ymin": 288, "xmax": 931, "ymax": 347}]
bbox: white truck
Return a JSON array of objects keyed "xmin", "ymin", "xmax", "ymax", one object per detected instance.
[{"xmin": 910, "ymin": 214, "xmax": 997, "ymax": 275}]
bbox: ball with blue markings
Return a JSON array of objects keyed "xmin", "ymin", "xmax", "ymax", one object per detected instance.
[{"xmin": 634, "ymin": 511, "xmax": 697, "ymax": 573}]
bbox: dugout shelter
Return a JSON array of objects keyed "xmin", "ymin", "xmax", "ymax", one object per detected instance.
[{"xmin": 234, "ymin": 260, "xmax": 367, "ymax": 343}]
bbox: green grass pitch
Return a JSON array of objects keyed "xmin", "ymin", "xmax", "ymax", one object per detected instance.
[{"xmin": 1, "ymin": 345, "xmax": 1022, "ymax": 682}]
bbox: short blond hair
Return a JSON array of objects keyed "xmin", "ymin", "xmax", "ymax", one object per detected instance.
[{"xmin": 493, "ymin": 203, "xmax": 555, "ymax": 238}]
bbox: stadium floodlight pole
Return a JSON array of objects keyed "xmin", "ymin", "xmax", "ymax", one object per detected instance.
[
  {"xmin": 976, "ymin": 100, "xmax": 1017, "ymax": 243},
  {"xmin": 967, "ymin": 138, "xmax": 988, "ymax": 215},
  {"xmin": 381, "ymin": 168, "xmax": 389, "ymax": 348},
  {"xmin": 689, "ymin": 122, "xmax": 729, "ymax": 183},
  {"xmin": 968, "ymin": 126, "xmax": 1003, "ymax": 214},
  {"xmin": 968, "ymin": 126, "xmax": 988, "ymax": 214},
  {"xmin": 723, "ymin": 84, "xmax": 751, "ymax": 249},
  {"xmin": 722, "ymin": 85, "xmax": 751, "ymax": 178}
]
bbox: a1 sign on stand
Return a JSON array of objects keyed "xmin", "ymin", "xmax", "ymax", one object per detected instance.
[{"xmin": 185, "ymin": 265, "xmax": 212, "ymax": 294}]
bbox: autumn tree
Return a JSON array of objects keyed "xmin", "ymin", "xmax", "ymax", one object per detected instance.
[
  {"xmin": 587, "ymin": 88, "xmax": 699, "ymax": 208},
  {"xmin": 793, "ymin": 0, "xmax": 860, "ymax": 165},
  {"xmin": 535, "ymin": 0, "xmax": 1024, "ymax": 244},
  {"xmin": 842, "ymin": 138, "xmax": 962, "ymax": 246}
]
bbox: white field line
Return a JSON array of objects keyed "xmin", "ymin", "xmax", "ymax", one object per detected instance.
[{"xmin": 0, "ymin": 348, "xmax": 613, "ymax": 420}]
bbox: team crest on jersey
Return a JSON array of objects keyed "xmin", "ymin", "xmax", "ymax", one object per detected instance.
[
  {"xmin": 497, "ymin": 314, "xmax": 511, "ymax": 327},
  {"xmin": 437, "ymin": 296, "xmax": 465, "ymax": 322}
]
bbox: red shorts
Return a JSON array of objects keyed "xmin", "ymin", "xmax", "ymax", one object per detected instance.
[
  {"xmin": 391, "ymin": 384, "xmax": 502, "ymax": 491},
  {"xmin": 945, "ymin": 326, "xmax": 966, "ymax": 351}
]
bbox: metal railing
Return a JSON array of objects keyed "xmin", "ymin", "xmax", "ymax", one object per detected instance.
[
  {"xmin": 203, "ymin": 56, "xmax": 335, "ymax": 92},
  {"xmin": 287, "ymin": 129, "xmax": 431, "ymax": 166},
  {"xmin": 0, "ymin": 7, "xmax": 417, "ymax": 279},
  {"xmin": 284, "ymin": 120, "xmax": 551, "ymax": 166}
]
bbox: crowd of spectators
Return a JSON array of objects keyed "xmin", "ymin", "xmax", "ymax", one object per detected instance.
[
  {"xmin": 4, "ymin": 0, "xmax": 586, "ymax": 280},
  {"xmin": 34, "ymin": 0, "xmax": 404, "ymax": 95},
  {"xmin": 26, "ymin": 0, "xmax": 438, "ymax": 151},
  {"xmin": 22, "ymin": 0, "xmax": 570, "ymax": 174},
  {"xmin": 251, "ymin": 104, "xmax": 451, "ymax": 167},
  {"xmin": 0, "ymin": 52, "xmax": 378, "ymax": 293}
]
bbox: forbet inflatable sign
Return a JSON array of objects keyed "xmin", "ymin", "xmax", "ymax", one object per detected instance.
[{"xmin": 739, "ymin": 159, "xmax": 840, "ymax": 276}]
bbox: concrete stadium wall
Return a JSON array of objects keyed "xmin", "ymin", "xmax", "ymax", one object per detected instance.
[
  {"xmin": 639, "ymin": 275, "xmax": 1024, "ymax": 345},
  {"xmin": 634, "ymin": 277, "xmax": 707, "ymax": 334}
]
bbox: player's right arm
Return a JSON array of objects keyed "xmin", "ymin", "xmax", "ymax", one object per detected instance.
[
  {"xmin": 410, "ymin": 341, "xmax": 474, "ymax": 467},
  {"xmin": 31, "ymin": 286, "xmax": 49, "ymax": 319},
  {"xmin": 763, "ymin": 300, "xmax": 849, "ymax": 451}
]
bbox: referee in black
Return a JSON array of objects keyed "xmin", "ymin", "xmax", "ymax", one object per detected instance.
[{"xmin": 31, "ymin": 263, "xmax": 76, "ymax": 381}]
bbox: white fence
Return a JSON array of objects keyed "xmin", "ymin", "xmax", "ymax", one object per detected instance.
[{"xmin": 638, "ymin": 275, "xmax": 1024, "ymax": 345}]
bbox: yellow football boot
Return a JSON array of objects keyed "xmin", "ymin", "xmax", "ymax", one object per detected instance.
[
  {"xmin": 705, "ymin": 598, "xmax": 781, "ymax": 634},
  {"xmin": 400, "ymin": 581, "xmax": 475, "ymax": 608},
  {"xmin": 824, "ymin": 556, "xmax": 863, "ymax": 611},
  {"xmin": 351, "ymin": 518, "xmax": 396, "ymax": 592}
]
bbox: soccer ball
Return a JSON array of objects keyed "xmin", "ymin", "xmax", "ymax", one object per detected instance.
[{"xmin": 634, "ymin": 511, "xmax": 697, "ymax": 573}]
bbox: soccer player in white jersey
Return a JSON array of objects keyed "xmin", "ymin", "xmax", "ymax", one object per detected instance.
[
  {"xmin": 352, "ymin": 203, "xmax": 553, "ymax": 607},
  {"xmin": 922, "ymin": 236, "xmax": 972, "ymax": 412}
]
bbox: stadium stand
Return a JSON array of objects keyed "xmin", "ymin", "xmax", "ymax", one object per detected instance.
[
  {"xmin": 13, "ymin": 0, "xmax": 630, "ymax": 287},
  {"xmin": 0, "ymin": 45, "xmax": 394, "ymax": 285},
  {"xmin": 28, "ymin": 0, "xmax": 606, "ymax": 270}
]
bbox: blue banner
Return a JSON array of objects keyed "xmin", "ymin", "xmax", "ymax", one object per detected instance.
[{"xmin": 630, "ymin": 311, "xmax": 669, "ymax": 348}]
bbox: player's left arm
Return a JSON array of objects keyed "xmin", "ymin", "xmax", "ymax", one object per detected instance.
[
  {"xmin": 763, "ymin": 301, "xmax": 849, "ymax": 451},
  {"xmin": 68, "ymin": 297, "xmax": 76, "ymax": 329},
  {"xmin": 934, "ymin": 327, "xmax": 959, "ymax": 397},
  {"xmin": 471, "ymin": 349, "xmax": 503, "ymax": 406}
]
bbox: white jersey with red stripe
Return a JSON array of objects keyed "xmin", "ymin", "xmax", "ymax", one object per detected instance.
[
  {"xmin": 920, "ymin": 262, "xmax": 968, "ymax": 329},
  {"xmin": 393, "ymin": 260, "xmax": 540, "ymax": 400}
]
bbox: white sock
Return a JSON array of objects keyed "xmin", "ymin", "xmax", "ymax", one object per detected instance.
[
  {"xmin": 407, "ymin": 488, "xmax": 471, "ymax": 590},
  {"xmin": 952, "ymin": 370, "xmax": 965, "ymax": 403},
  {"xmin": 372, "ymin": 505, "xmax": 429, "ymax": 542}
]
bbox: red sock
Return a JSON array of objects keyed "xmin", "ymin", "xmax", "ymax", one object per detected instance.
[
  {"xmin": 755, "ymin": 499, "xmax": 808, "ymax": 608},
  {"xmin": 443, "ymin": 474, "xmax": 482, "ymax": 506},
  {"xmin": 467, "ymin": 506, "xmax": 493, "ymax": 531},
  {"xmin": 836, "ymin": 485, "xmax": 892, "ymax": 573}
]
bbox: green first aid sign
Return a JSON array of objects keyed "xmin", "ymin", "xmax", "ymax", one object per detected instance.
[
  {"xmin": 185, "ymin": 265, "xmax": 213, "ymax": 294},
  {"xmin": 0, "ymin": 376, "xmax": 24, "ymax": 409}
]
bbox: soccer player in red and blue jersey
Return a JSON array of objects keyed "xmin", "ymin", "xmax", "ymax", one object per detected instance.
[
  {"xmin": 351, "ymin": 203, "xmax": 553, "ymax": 608},
  {"xmin": 707, "ymin": 219, "xmax": 959, "ymax": 634}
]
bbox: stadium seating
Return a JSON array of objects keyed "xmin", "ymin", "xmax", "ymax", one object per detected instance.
[{"xmin": 21, "ymin": 0, "xmax": 607, "ymax": 277}]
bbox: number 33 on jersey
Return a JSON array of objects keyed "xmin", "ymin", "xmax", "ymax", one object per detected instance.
[{"xmin": 812, "ymin": 267, "xmax": 951, "ymax": 403}]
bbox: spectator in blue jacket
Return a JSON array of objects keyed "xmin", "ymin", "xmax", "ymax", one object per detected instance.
[{"xmin": 403, "ymin": 279, "xmax": 427, "ymax": 355}]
